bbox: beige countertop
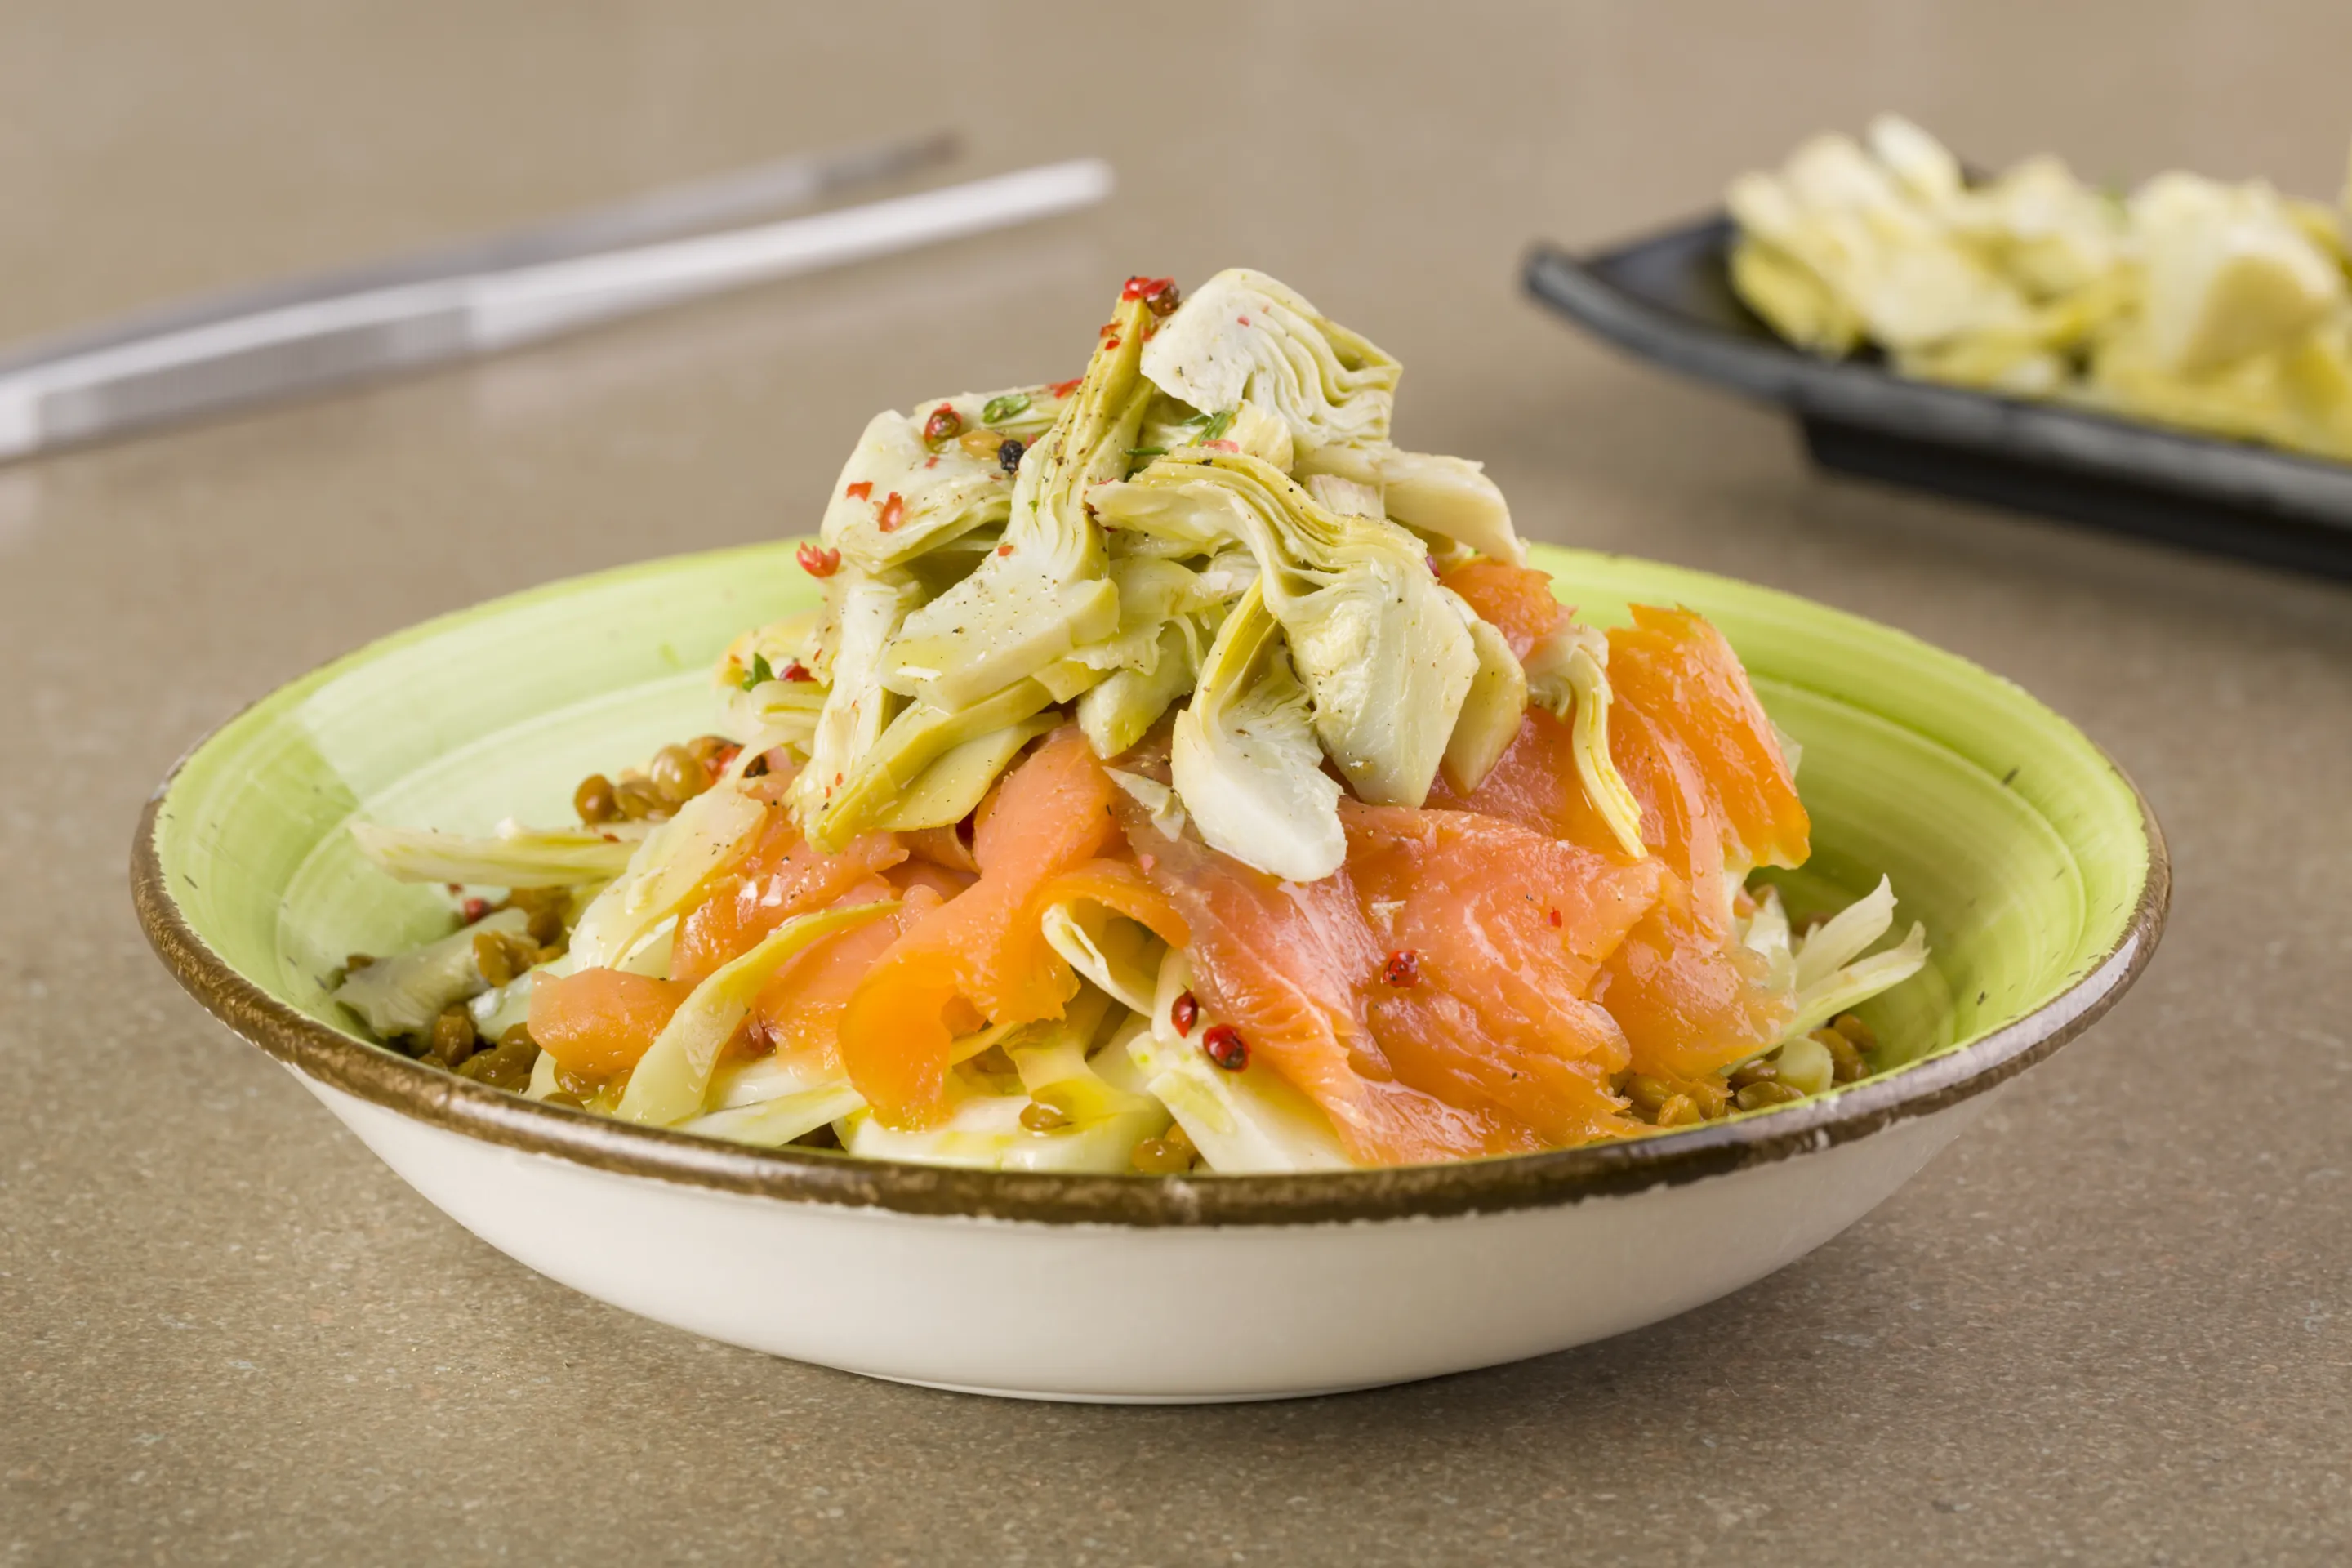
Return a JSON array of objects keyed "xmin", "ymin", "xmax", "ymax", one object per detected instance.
[{"xmin": 6, "ymin": 2, "xmax": 2349, "ymax": 1562}]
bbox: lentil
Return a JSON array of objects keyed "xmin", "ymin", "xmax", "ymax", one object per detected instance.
[
  {"xmin": 429, "ymin": 1005, "xmax": 478, "ymax": 1067},
  {"xmin": 612, "ymin": 774, "xmax": 669, "ymax": 822},
  {"xmin": 1018, "ymin": 1100, "xmax": 1071, "ymax": 1134},
  {"xmin": 1831, "ymin": 1012, "xmax": 1879, "ymax": 1054},
  {"xmin": 457, "ymin": 1025, "xmax": 539, "ymax": 1090},
  {"xmin": 1131, "ymin": 1121, "xmax": 1197, "ymax": 1174},
  {"xmin": 472, "ymin": 929, "xmax": 533, "ymax": 988},
  {"xmin": 574, "ymin": 773, "xmax": 620, "ymax": 824},
  {"xmin": 1655, "ymin": 1093, "xmax": 1702, "ymax": 1128},
  {"xmin": 1621, "ymin": 1073, "xmax": 1670, "ymax": 1114},
  {"xmin": 648, "ymin": 742, "xmax": 705, "ymax": 805},
  {"xmin": 1813, "ymin": 1027, "xmax": 1868, "ymax": 1085},
  {"xmin": 1735, "ymin": 1080, "xmax": 1805, "ymax": 1112}
]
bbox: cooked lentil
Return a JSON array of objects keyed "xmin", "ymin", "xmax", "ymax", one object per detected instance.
[
  {"xmin": 429, "ymin": 1005, "xmax": 477, "ymax": 1067},
  {"xmin": 574, "ymin": 773, "xmax": 620, "ymax": 824}
]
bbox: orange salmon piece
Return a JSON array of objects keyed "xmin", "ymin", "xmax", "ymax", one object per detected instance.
[
  {"xmin": 1439, "ymin": 559, "xmax": 1566, "ymax": 660},
  {"xmin": 1594, "ymin": 884, "xmax": 1794, "ymax": 1081},
  {"xmin": 670, "ymin": 810, "xmax": 906, "ymax": 986},
  {"xmin": 753, "ymin": 884, "xmax": 946, "ymax": 1071},
  {"xmin": 1343, "ymin": 803, "xmax": 1661, "ymax": 1146},
  {"xmin": 839, "ymin": 730, "xmax": 1120, "ymax": 1127},
  {"xmin": 1608, "ymin": 604, "xmax": 1808, "ymax": 877},
  {"xmin": 902, "ymin": 822, "xmax": 979, "ymax": 876},
  {"xmin": 1127, "ymin": 819, "xmax": 1541, "ymax": 1166},
  {"xmin": 1035, "ymin": 858, "xmax": 1190, "ymax": 947},
  {"xmin": 1430, "ymin": 707, "xmax": 1635, "ymax": 861},
  {"xmin": 528, "ymin": 967, "xmax": 690, "ymax": 1078}
]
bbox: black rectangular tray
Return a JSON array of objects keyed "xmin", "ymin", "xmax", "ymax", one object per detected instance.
[{"xmin": 1524, "ymin": 219, "xmax": 2352, "ymax": 579}]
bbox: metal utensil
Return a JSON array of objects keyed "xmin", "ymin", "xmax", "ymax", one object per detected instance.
[{"xmin": 0, "ymin": 137, "xmax": 1113, "ymax": 461}]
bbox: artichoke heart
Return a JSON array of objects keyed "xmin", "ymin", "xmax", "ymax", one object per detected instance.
[
  {"xmin": 878, "ymin": 301, "xmax": 1154, "ymax": 710},
  {"xmin": 1140, "ymin": 270, "xmax": 1398, "ymax": 457},
  {"xmin": 1169, "ymin": 580, "xmax": 1346, "ymax": 884},
  {"xmin": 1098, "ymin": 452, "xmax": 1477, "ymax": 808}
]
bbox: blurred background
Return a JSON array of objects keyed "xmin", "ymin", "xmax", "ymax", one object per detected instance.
[{"xmin": 4, "ymin": 2, "xmax": 2346, "ymax": 1562}]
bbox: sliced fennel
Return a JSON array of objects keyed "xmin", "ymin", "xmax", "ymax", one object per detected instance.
[
  {"xmin": 350, "ymin": 821, "xmax": 642, "ymax": 889},
  {"xmin": 568, "ymin": 782, "xmax": 768, "ymax": 970},
  {"xmin": 1740, "ymin": 880, "xmax": 1933, "ymax": 1049},
  {"xmin": 839, "ymin": 994, "xmax": 1168, "ymax": 1172},
  {"xmin": 1132, "ymin": 950, "xmax": 1351, "ymax": 1172},
  {"xmin": 1040, "ymin": 896, "xmax": 1167, "ymax": 1015},
  {"xmin": 615, "ymin": 900, "xmax": 901, "ymax": 1127},
  {"xmin": 1169, "ymin": 581, "xmax": 1346, "ymax": 883}
]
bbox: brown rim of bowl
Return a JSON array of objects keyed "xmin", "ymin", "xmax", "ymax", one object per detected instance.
[{"xmin": 132, "ymin": 753, "xmax": 2167, "ymax": 1229}]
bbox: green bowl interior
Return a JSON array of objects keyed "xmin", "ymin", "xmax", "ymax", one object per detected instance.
[{"xmin": 151, "ymin": 543, "xmax": 2150, "ymax": 1092}]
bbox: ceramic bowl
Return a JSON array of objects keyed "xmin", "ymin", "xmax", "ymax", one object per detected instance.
[{"xmin": 134, "ymin": 544, "xmax": 2165, "ymax": 1402}]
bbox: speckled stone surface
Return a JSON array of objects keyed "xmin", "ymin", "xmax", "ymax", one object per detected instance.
[{"xmin": 4, "ymin": 2, "xmax": 2349, "ymax": 1563}]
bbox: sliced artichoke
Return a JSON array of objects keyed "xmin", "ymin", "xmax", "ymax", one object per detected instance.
[
  {"xmin": 1099, "ymin": 452, "xmax": 1477, "ymax": 808},
  {"xmin": 1169, "ymin": 580, "xmax": 1345, "ymax": 883},
  {"xmin": 1140, "ymin": 270, "xmax": 1398, "ymax": 457},
  {"xmin": 876, "ymin": 296, "xmax": 1154, "ymax": 712}
]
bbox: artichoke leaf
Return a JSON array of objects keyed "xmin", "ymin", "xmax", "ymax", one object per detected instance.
[
  {"xmin": 1169, "ymin": 580, "xmax": 1346, "ymax": 883},
  {"xmin": 350, "ymin": 821, "xmax": 641, "ymax": 889},
  {"xmin": 1437, "ymin": 592, "xmax": 1529, "ymax": 794},
  {"xmin": 1293, "ymin": 443, "xmax": 1526, "ymax": 566},
  {"xmin": 785, "ymin": 571, "xmax": 919, "ymax": 827},
  {"xmin": 874, "ymin": 711, "xmax": 1061, "ymax": 832},
  {"xmin": 1101, "ymin": 452, "xmax": 1477, "ymax": 807},
  {"xmin": 1077, "ymin": 618, "xmax": 1197, "ymax": 760},
  {"xmin": 334, "ymin": 907, "xmax": 533, "ymax": 1039},
  {"xmin": 880, "ymin": 294, "xmax": 1155, "ymax": 710},
  {"xmin": 804, "ymin": 677, "xmax": 1058, "ymax": 850},
  {"xmin": 616, "ymin": 900, "xmax": 901, "ymax": 1127},
  {"xmin": 1140, "ymin": 270, "xmax": 1398, "ymax": 457}
]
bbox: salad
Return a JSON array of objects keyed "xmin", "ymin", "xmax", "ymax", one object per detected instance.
[
  {"xmin": 334, "ymin": 269, "xmax": 1929, "ymax": 1174},
  {"xmin": 1729, "ymin": 116, "xmax": 2352, "ymax": 461}
]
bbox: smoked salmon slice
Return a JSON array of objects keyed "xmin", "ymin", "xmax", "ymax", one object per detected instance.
[
  {"xmin": 753, "ymin": 882, "xmax": 947, "ymax": 1071},
  {"xmin": 1124, "ymin": 814, "xmax": 1535, "ymax": 1165},
  {"xmin": 528, "ymin": 967, "xmax": 690, "ymax": 1078},
  {"xmin": 1607, "ymin": 604, "xmax": 1809, "ymax": 880},
  {"xmin": 1342, "ymin": 803, "xmax": 1664, "ymax": 1147},
  {"xmin": 837, "ymin": 729, "xmax": 1120, "ymax": 1127},
  {"xmin": 670, "ymin": 813, "xmax": 906, "ymax": 986},
  {"xmin": 1439, "ymin": 559, "xmax": 1566, "ymax": 659},
  {"xmin": 1593, "ymin": 884, "xmax": 1794, "ymax": 1081}
]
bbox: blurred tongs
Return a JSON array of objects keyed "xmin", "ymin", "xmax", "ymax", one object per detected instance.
[{"xmin": 0, "ymin": 131, "xmax": 1112, "ymax": 461}]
